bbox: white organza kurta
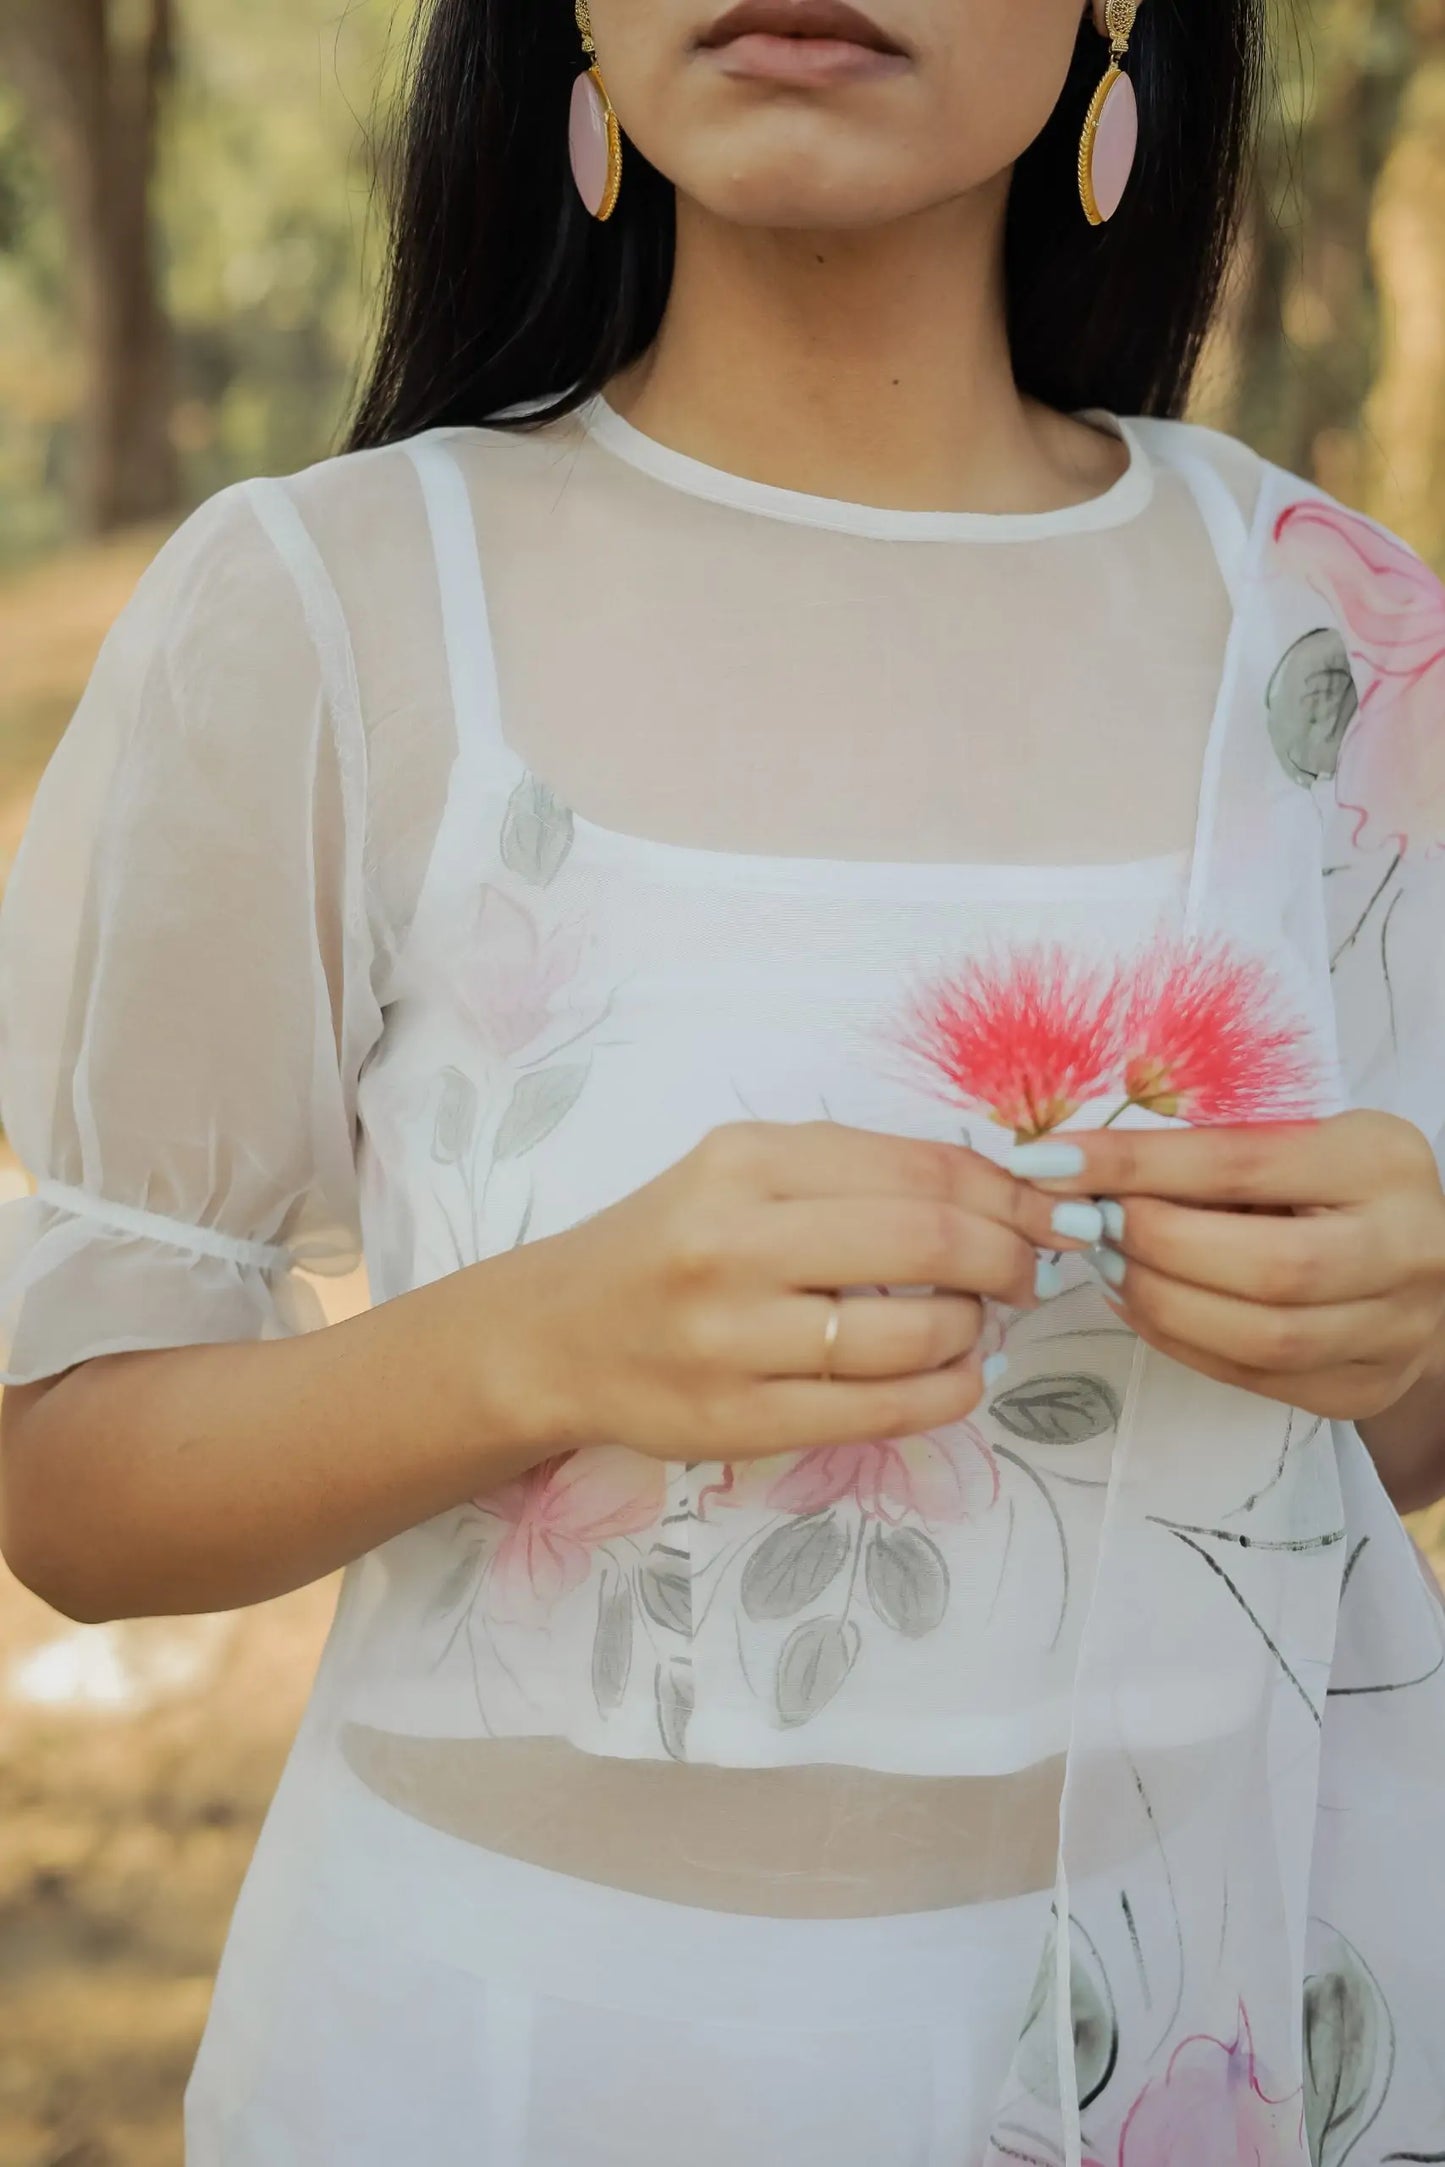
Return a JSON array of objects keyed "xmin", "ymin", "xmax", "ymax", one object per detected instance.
[{"xmin": 2, "ymin": 392, "xmax": 1444, "ymax": 2166}]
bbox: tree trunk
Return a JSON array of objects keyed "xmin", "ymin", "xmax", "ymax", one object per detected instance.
[
  {"xmin": 1361, "ymin": 0, "xmax": 1445, "ymax": 564},
  {"xmin": 1, "ymin": 0, "xmax": 180, "ymax": 533},
  {"xmin": 1217, "ymin": 0, "xmax": 1416, "ymax": 497}
]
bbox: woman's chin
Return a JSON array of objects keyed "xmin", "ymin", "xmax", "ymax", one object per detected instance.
[{"xmin": 677, "ymin": 145, "xmax": 937, "ymax": 232}]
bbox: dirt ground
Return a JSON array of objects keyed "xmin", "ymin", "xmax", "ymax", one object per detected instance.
[{"xmin": 0, "ymin": 1205, "xmax": 369, "ymax": 2167}]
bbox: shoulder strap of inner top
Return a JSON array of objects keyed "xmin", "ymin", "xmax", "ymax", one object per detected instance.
[
  {"xmin": 402, "ymin": 433, "xmax": 509, "ymax": 780},
  {"xmin": 1159, "ymin": 436, "xmax": 1255, "ymax": 608}
]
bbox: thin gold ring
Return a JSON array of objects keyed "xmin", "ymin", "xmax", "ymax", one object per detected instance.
[{"xmin": 819, "ymin": 1295, "xmax": 842, "ymax": 1381}]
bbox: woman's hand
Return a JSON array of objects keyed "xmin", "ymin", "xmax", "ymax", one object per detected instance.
[
  {"xmin": 513, "ymin": 1119, "xmax": 1080, "ymax": 1467},
  {"xmin": 1009, "ymin": 1111, "xmax": 1445, "ymax": 1427}
]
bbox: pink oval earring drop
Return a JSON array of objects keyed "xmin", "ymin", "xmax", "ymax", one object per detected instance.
[
  {"xmin": 1078, "ymin": 0, "xmax": 1144, "ymax": 225},
  {"xmin": 570, "ymin": 0, "xmax": 623, "ymax": 222}
]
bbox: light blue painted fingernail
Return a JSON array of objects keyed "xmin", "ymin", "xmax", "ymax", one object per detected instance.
[
  {"xmin": 1007, "ymin": 1141, "xmax": 1087, "ymax": 1179},
  {"xmin": 1099, "ymin": 1198, "xmax": 1126, "ymax": 1245},
  {"xmin": 1051, "ymin": 1201, "xmax": 1104, "ymax": 1244},
  {"xmin": 982, "ymin": 1353, "xmax": 1010, "ymax": 1389},
  {"xmin": 1034, "ymin": 1255, "xmax": 1065, "ymax": 1301},
  {"xmin": 1092, "ymin": 1245, "xmax": 1127, "ymax": 1289}
]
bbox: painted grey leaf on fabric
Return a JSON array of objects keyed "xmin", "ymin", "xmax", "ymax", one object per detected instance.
[
  {"xmin": 431, "ymin": 1549, "xmax": 479, "ymax": 1622},
  {"xmin": 991, "ymin": 1373, "xmax": 1121, "ymax": 1447},
  {"xmin": 493, "ymin": 1061, "xmax": 590, "ymax": 1160},
  {"xmin": 1071, "ymin": 1945, "xmax": 1120, "ymax": 2109},
  {"xmin": 1016, "ymin": 1929, "xmax": 1061, "ymax": 2108},
  {"xmin": 638, "ymin": 1547, "xmax": 692, "ymax": 1635},
  {"xmin": 1265, "ymin": 627, "xmax": 1359, "ymax": 788},
  {"xmin": 741, "ymin": 1512, "xmax": 850, "ymax": 1622},
  {"xmin": 591, "ymin": 1573, "xmax": 633, "ymax": 1714},
  {"xmin": 864, "ymin": 1523, "xmax": 949, "ymax": 1637},
  {"xmin": 776, "ymin": 1618, "xmax": 860, "ymax": 1727},
  {"xmin": 432, "ymin": 1066, "xmax": 479, "ymax": 1165},
  {"xmin": 655, "ymin": 1657, "xmax": 694, "ymax": 1761},
  {"xmin": 1304, "ymin": 1925, "xmax": 1394, "ymax": 2167},
  {"xmin": 1017, "ymin": 1916, "xmax": 1120, "ymax": 2111},
  {"xmin": 501, "ymin": 771, "xmax": 575, "ymax": 885}
]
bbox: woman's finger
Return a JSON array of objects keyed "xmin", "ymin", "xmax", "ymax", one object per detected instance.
[
  {"xmin": 1008, "ymin": 1109, "xmax": 1432, "ymax": 1211},
  {"xmin": 740, "ymin": 1354, "xmax": 995, "ymax": 1455},
  {"xmin": 1105, "ymin": 1194, "xmax": 1393, "ymax": 1306},
  {"xmin": 1105, "ymin": 1252, "xmax": 1405, "ymax": 1374},
  {"xmin": 1094, "ymin": 1299, "xmax": 1401, "ymax": 1424},
  {"xmin": 745, "ymin": 1288, "xmax": 984, "ymax": 1381},
  {"xmin": 736, "ymin": 1118, "xmax": 1063, "ymax": 1244},
  {"xmin": 755, "ymin": 1197, "xmax": 1046, "ymax": 1308}
]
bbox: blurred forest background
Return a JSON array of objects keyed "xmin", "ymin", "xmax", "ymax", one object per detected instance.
[
  {"xmin": 4, "ymin": 0, "xmax": 1445, "ymax": 561},
  {"xmin": 2, "ymin": 1, "xmax": 1445, "ymax": 2163}
]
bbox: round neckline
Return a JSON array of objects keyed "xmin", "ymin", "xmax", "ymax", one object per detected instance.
[{"xmin": 581, "ymin": 391, "xmax": 1155, "ymax": 542}]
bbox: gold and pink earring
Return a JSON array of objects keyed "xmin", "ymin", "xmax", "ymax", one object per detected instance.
[
  {"xmin": 1078, "ymin": 0, "xmax": 1145, "ymax": 226},
  {"xmin": 569, "ymin": 0, "xmax": 623, "ymax": 222}
]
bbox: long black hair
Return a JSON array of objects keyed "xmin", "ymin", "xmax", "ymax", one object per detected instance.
[{"xmin": 348, "ymin": 0, "xmax": 1268, "ymax": 449}]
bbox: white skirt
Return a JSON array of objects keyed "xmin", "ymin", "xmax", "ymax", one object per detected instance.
[{"xmin": 184, "ymin": 1757, "xmax": 1051, "ymax": 2166}]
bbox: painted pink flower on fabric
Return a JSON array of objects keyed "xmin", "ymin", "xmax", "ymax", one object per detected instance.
[
  {"xmin": 475, "ymin": 1447, "xmax": 665, "ymax": 1623},
  {"xmin": 764, "ymin": 1426, "xmax": 1000, "ymax": 1526},
  {"xmin": 897, "ymin": 946, "xmax": 1124, "ymax": 1140},
  {"xmin": 1273, "ymin": 498, "xmax": 1445, "ymax": 856},
  {"xmin": 458, "ymin": 885, "xmax": 589, "ymax": 1059},
  {"xmin": 1118, "ymin": 937, "xmax": 1325, "ymax": 1124},
  {"xmin": 1101, "ymin": 2004, "xmax": 1304, "ymax": 2167}
]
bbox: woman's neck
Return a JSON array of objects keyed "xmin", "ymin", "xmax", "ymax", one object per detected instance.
[{"xmin": 605, "ymin": 188, "xmax": 1128, "ymax": 515}]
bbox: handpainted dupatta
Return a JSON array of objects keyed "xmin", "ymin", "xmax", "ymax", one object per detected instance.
[{"xmin": 983, "ymin": 438, "xmax": 1445, "ymax": 2166}]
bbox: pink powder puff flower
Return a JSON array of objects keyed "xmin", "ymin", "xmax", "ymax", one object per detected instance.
[
  {"xmin": 476, "ymin": 1447, "xmax": 665, "ymax": 1623},
  {"xmin": 896, "ymin": 945, "xmax": 1125, "ymax": 1140},
  {"xmin": 763, "ymin": 1426, "xmax": 1000, "ymax": 1527},
  {"xmin": 1272, "ymin": 499, "xmax": 1445, "ymax": 857},
  {"xmin": 1118, "ymin": 937, "xmax": 1324, "ymax": 1125},
  {"xmin": 457, "ymin": 885, "xmax": 590, "ymax": 1060},
  {"xmin": 1099, "ymin": 2004, "xmax": 1304, "ymax": 2167}
]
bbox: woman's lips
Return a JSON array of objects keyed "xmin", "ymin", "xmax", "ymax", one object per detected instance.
[
  {"xmin": 700, "ymin": 31, "xmax": 911, "ymax": 82},
  {"xmin": 693, "ymin": 1, "xmax": 912, "ymax": 87}
]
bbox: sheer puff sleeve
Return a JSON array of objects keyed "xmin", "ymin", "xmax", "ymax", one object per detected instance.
[{"xmin": 0, "ymin": 477, "xmax": 382, "ymax": 1386}]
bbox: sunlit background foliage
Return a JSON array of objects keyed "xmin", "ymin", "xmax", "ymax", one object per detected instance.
[{"xmin": 0, "ymin": 0, "xmax": 398, "ymax": 560}]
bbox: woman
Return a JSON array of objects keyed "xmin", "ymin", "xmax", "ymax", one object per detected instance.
[{"xmin": 2, "ymin": 0, "xmax": 1444, "ymax": 2158}]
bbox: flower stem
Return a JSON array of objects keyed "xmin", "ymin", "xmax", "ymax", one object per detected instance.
[{"xmin": 1331, "ymin": 848, "xmax": 1403, "ymax": 969}]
